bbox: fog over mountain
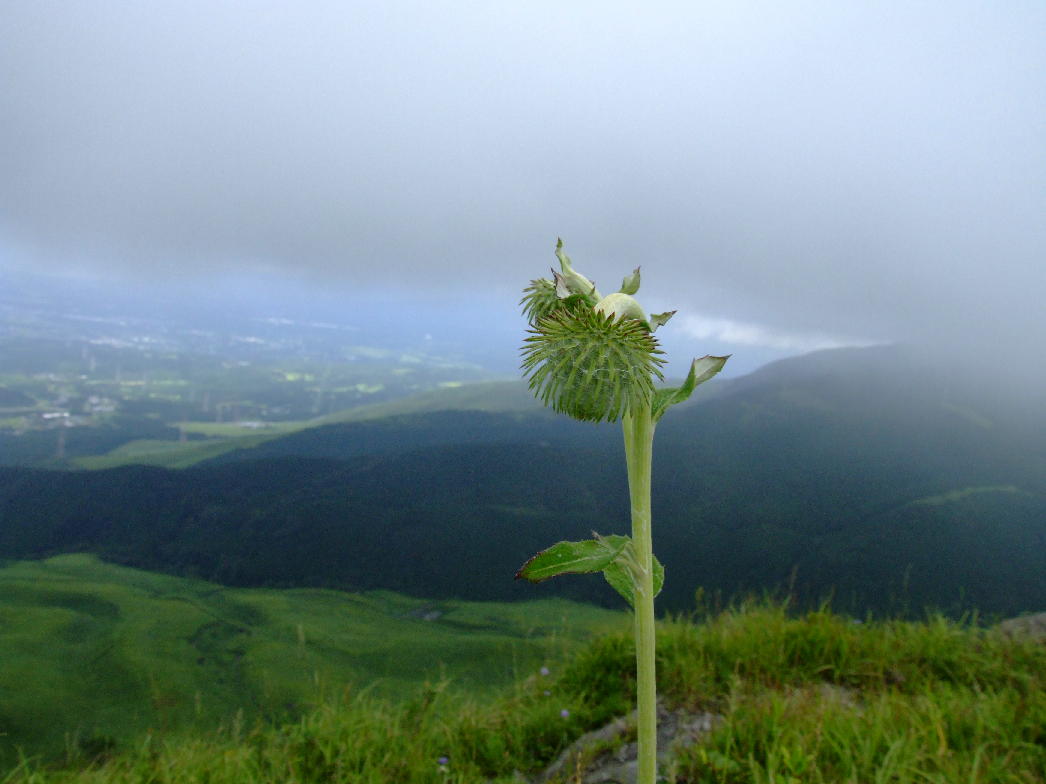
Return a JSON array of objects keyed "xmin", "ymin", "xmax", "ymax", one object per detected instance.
[{"xmin": 2, "ymin": 2, "xmax": 1043, "ymax": 379}]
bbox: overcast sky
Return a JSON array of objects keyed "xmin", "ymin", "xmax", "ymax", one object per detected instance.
[{"xmin": 1, "ymin": 2, "xmax": 1043, "ymax": 375}]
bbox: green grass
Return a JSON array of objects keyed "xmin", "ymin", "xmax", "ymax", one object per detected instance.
[
  {"xmin": 0, "ymin": 555, "xmax": 625, "ymax": 769},
  {"xmin": 315, "ymin": 380, "xmax": 542, "ymax": 424},
  {"xmin": 174, "ymin": 421, "xmax": 310, "ymax": 438},
  {"xmin": 4, "ymin": 597, "xmax": 1043, "ymax": 782},
  {"xmin": 68, "ymin": 381, "xmax": 536, "ymax": 470},
  {"xmin": 71, "ymin": 437, "xmax": 275, "ymax": 469}
]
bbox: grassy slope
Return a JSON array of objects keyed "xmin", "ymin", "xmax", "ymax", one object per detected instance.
[
  {"xmin": 71, "ymin": 434, "xmax": 280, "ymax": 470},
  {"xmin": 68, "ymin": 377, "xmax": 715, "ymax": 470},
  {"xmin": 0, "ymin": 555, "xmax": 625, "ymax": 767},
  {"xmin": 70, "ymin": 381, "xmax": 538, "ymax": 470},
  {"xmin": 5, "ymin": 601, "xmax": 1043, "ymax": 783},
  {"xmin": 315, "ymin": 380, "xmax": 543, "ymax": 423}
]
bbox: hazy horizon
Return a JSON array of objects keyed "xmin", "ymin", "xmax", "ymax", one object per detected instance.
[
  {"xmin": 2, "ymin": 2, "xmax": 1043, "ymax": 382},
  {"xmin": 0, "ymin": 263, "xmax": 802, "ymax": 378}
]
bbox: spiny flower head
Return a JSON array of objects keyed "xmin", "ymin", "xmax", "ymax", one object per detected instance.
[{"xmin": 520, "ymin": 241, "xmax": 667, "ymax": 423}]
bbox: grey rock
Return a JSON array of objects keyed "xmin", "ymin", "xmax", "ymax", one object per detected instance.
[
  {"xmin": 997, "ymin": 612, "xmax": 1046, "ymax": 642},
  {"xmin": 530, "ymin": 703, "xmax": 722, "ymax": 784}
]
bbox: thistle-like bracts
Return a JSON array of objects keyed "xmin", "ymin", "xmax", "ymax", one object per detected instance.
[
  {"xmin": 521, "ymin": 307, "xmax": 665, "ymax": 423},
  {"xmin": 520, "ymin": 240, "xmax": 727, "ymax": 424},
  {"xmin": 521, "ymin": 241, "xmax": 665, "ymax": 423}
]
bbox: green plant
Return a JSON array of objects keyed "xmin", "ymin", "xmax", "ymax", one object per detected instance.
[{"xmin": 516, "ymin": 240, "xmax": 728, "ymax": 783}]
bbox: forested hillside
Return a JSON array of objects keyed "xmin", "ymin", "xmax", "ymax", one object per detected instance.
[{"xmin": 2, "ymin": 346, "xmax": 1043, "ymax": 617}]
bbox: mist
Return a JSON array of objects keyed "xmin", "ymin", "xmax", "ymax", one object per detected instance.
[{"xmin": 2, "ymin": 2, "xmax": 1043, "ymax": 380}]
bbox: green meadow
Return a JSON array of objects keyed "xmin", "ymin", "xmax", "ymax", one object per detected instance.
[
  {"xmin": 0, "ymin": 555, "xmax": 625, "ymax": 768},
  {"xmin": 4, "ymin": 598, "xmax": 1043, "ymax": 783}
]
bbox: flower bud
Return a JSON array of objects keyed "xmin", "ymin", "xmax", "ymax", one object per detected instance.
[{"xmin": 594, "ymin": 292, "xmax": 647, "ymax": 324}]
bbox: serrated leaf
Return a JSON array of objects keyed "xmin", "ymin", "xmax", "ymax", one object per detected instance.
[
  {"xmin": 648, "ymin": 310, "xmax": 676, "ymax": 332},
  {"xmin": 651, "ymin": 354, "xmax": 729, "ymax": 422},
  {"xmin": 516, "ymin": 537, "xmax": 628, "ymax": 583},
  {"xmin": 603, "ymin": 550, "xmax": 665, "ymax": 608},
  {"xmin": 619, "ymin": 267, "xmax": 641, "ymax": 295},
  {"xmin": 652, "ymin": 555, "xmax": 665, "ymax": 598}
]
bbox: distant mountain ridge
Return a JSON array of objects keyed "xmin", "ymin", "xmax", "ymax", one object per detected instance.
[
  {"xmin": 199, "ymin": 409, "xmax": 604, "ymax": 465},
  {"xmin": 1, "ymin": 345, "xmax": 1043, "ymax": 617},
  {"xmin": 315, "ymin": 379, "xmax": 547, "ymax": 422}
]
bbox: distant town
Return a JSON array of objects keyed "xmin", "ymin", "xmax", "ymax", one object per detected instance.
[{"xmin": 0, "ymin": 270, "xmax": 503, "ymax": 465}]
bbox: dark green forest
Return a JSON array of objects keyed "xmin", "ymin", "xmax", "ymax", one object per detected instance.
[{"xmin": 2, "ymin": 347, "xmax": 1043, "ymax": 618}]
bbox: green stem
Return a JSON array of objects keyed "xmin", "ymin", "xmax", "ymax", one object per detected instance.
[{"xmin": 623, "ymin": 404, "xmax": 657, "ymax": 784}]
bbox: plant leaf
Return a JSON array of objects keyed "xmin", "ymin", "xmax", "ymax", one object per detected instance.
[
  {"xmin": 652, "ymin": 555, "xmax": 665, "ymax": 598},
  {"xmin": 603, "ymin": 549, "xmax": 665, "ymax": 608},
  {"xmin": 619, "ymin": 267, "xmax": 641, "ymax": 295},
  {"xmin": 648, "ymin": 310, "xmax": 676, "ymax": 332},
  {"xmin": 552, "ymin": 270, "xmax": 572, "ymax": 299},
  {"xmin": 516, "ymin": 537, "xmax": 629, "ymax": 583},
  {"xmin": 554, "ymin": 240, "xmax": 601, "ymax": 303},
  {"xmin": 651, "ymin": 354, "xmax": 730, "ymax": 422}
]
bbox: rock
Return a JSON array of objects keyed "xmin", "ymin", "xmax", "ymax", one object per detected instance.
[
  {"xmin": 997, "ymin": 612, "xmax": 1046, "ymax": 642},
  {"xmin": 530, "ymin": 703, "xmax": 722, "ymax": 784}
]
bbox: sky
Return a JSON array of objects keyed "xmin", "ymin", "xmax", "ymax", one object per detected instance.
[{"xmin": 1, "ymin": 2, "xmax": 1043, "ymax": 378}]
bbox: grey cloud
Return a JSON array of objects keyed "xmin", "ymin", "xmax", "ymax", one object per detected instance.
[{"xmin": 1, "ymin": 1, "xmax": 1043, "ymax": 371}]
